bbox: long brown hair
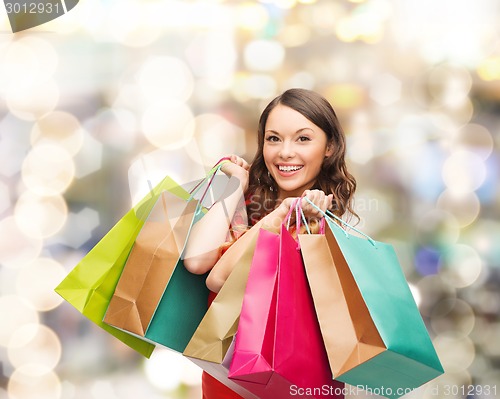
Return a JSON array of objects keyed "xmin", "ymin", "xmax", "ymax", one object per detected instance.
[{"xmin": 246, "ymin": 88, "xmax": 358, "ymax": 225}]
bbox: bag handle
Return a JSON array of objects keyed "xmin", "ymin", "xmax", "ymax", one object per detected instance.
[
  {"xmin": 188, "ymin": 157, "xmax": 232, "ymax": 202},
  {"xmin": 304, "ymin": 197, "xmax": 377, "ymax": 247}
]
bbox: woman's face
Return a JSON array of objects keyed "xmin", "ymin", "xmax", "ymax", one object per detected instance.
[{"xmin": 263, "ymin": 104, "xmax": 333, "ymax": 199}]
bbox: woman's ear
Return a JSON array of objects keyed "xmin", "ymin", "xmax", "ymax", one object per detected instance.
[{"xmin": 325, "ymin": 142, "xmax": 334, "ymax": 158}]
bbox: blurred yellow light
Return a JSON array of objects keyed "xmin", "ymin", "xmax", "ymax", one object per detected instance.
[
  {"xmin": 7, "ymin": 80, "xmax": 59, "ymax": 121},
  {"xmin": 16, "ymin": 258, "xmax": 66, "ymax": 311},
  {"xmin": 236, "ymin": 2, "xmax": 269, "ymax": 31},
  {"xmin": 326, "ymin": 84, "xmax": 365, "ymax": 110},
  {"xmin": 298, "ymin": 0, "xmax": 317, "ymax": 3},
  {"xmin": 8, "ymin": 365, "xmax": 61, "ymax": 399},
  {"xmin": 244, "ymin": 40, "xmax": 285, "ymax": 72},
  {"xmin": 141, "ymin": 100, "xmax": 195, "ymax": 149},
  {"xmin": 8, "ymin": 324, "xmax": 61, "ymax": 371},
  {"xmin": 477, "ymin": 56, "xmax": 500, "ymax": 81},
  {"xmin": 336, "ymin": 17, "xmax": 358, "ymax": 42},
  {"xmin": 442, "ymin": 149, "xmax": 486, "ymax": 195},
  {"xmin": 31, "ymin": 111, "xmax": 84, "ymax": 156},
  {"xmin": 278, "ymin": 24, "xmax": 312, "ymax": 47},
  {"xmin": 138, "ymin": 56, "xmax": 194, "ymax": 103},
  {"xmin": 0, "ymin": 217, "xmax": 43, "ymax": 269},
  {"xmin": 0, "ymin": 295, "xmax": 39, "ymax": 347}
]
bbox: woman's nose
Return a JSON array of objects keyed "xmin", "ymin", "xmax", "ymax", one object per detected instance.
[{"xmin": 279, "ymin": 142, "xmax": 295, "ymax": 159}]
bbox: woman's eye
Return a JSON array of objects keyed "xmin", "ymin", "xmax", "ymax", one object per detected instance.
[
  {"xmin": 265, "ymin": 135, "xmax": 279, "ymax": 142},
  {"xmin": 298, "ymin": 136, "xmax": 311, "ymax": 142}
]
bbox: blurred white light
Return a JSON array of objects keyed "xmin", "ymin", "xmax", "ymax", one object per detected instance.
[
  {"xmin": 15, "ymin": 192, "xmax": 68, "ymax": 239},
  {"xmin": 0, "ymin": 217, "xmax": 43, "ymax": 269},
  {"xmin": 31, "ymin": 111, "xmax": 84, "ymax": 156},
  {"xmin": 185, "ymin": 32, "xmax": 237, "ymax": 90},
  {"xmin": 144, "ymin": 349, "xmax": 183, "ymax": 391},
  {"xmin": 442, "ymin": 149, "xmax": 486, "ymax": 195},
  {"xmin": 0, "ymin": 295, "xmax": 39, "ymax": 347},
  {"xmin": 241, "ymin": 74, "xmax": 277, "ymax": 100},
  {"xmin": 16, "ymin": 37, "xmax": 58, "ymax": 83},
  {"xmin": 180, "ymin": 357, "xmax": 203, "ymax": 386},
  {"xmin": 16, "ymin": 258, "xmax": 66, "ymax": 311},
  {"xmin": 439, "ymin": 244, "xmax": 483, "ymax": 288},
  {"xmin": 189, "ymin": 113, "xmax": 246, "ymax": 167},
  {"xmin": 21, "ymin": 144, "xmax": 75, "ymax": 196},
  {"xmin": 433, "ymin": 333, "xmax": 475, "ymax": 373},
  {"xmin": 141, "ymin": 100, "xmax": 195, "ymax": 149},
  {"xmin": 244, "ymin": 40, "xmax": 285, "ymax": 72},
  {"xmin": 138, "ymin": 56, "xmax": 194, "ymax": 103},
  {"xmin": 0, "ymin": 40, "xmax": 39, "ymax": 95},
  {"xmin": 369, "ymin": 73, "xmax": 402, "ymax": 106},
  {"xmin": 109, "ymin": 0, "xmax": 161, "ymax": 47},
  {"xmin": 0, "ymin": 181, "xmax": 11, "ymax": 214},
  {"xmin": 454, "ymin": 123, "xmax": 494, "ymax": 160},
  {"xmin": 8, "ymin": 324, "xmax": 62, "ymax": 371},
  {"xmin": 8, "ymin": 365, "xmax": 61, "ymax": 399},
  {"xmin": 7, "ymin": 79, "xmax": 59, "ymax": 121},
  {"xmin": 436, "ymin": 190, "xmax": 480, "ymax": 228},
  {"xmin": 91, "ymin": 380, "xmax": 117, "ymax": 399}
]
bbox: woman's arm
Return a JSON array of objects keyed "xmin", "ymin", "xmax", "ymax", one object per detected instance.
[
  {"xmin": 204, "ymin": 190, "xmax": 334, "ymax": 292},
  {"xmin": 183, "ymin": 156, "xmax": 249, "ymax": 275}
]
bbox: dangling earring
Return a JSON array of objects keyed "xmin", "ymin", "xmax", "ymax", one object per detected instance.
[{"xmin": 267, "ymin": 171, "xmax": 274, "ymax": 192}]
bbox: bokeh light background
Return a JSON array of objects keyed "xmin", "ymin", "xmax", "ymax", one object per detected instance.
[{"xmin": 1, "ymin": 0, "xmax": 500, "ymax": 398}]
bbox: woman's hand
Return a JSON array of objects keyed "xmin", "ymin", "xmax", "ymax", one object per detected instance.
[
  {"xmin": 219, "ymin": 155, "xmax": 250, "ymax": 191},
  {"xmin": 300, "ymin": 190, "xmax": 333, "ymax": 219},
  {"xmin": 300, "ymin": 189, "xmax": 333, "ymax": 220}
]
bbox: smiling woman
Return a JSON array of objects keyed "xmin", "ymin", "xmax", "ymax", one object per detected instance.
[{"xmin": 183, "ymin": 88, "xmax": 359, "ymax": 399}]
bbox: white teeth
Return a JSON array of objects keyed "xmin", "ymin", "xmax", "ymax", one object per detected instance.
[{"xmin": 278, "ymin": 165, "xmax": 303, "ymax": 172}]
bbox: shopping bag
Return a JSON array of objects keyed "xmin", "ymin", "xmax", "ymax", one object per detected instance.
[
  {"xmin": 183, "ymin": 223, "xmax": 261, "ymax": 363},
  {"xmin": 182, "ymin": 223, "xmax": 264, "ymax": 398},
  {"xmin": 54, "ymin": 175, "xmax": 183, "ymax": 358},
  {"xmin": 228, "ymin": 225, "xmax": 344, "ymax": 399},
  {"xmin": 103, "ymin": 161, "xmax": 235, "ymax": 351},
  {"xmin": 298, "ymin": 205, "xmax": 444, "ymax": 399}
]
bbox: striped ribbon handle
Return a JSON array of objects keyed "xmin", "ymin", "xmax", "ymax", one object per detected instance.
[{"xmin": 304, "ymin": 197, "xmax": 377, "ymax": 247}]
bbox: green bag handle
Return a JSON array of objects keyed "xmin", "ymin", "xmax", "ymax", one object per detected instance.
[
  {"xmin": 186, "ymin": 158, "xmax": 232, "ymax": 216},
  {"xmin": 303, "ymin": 197, "xmax": 377, "ymax": 247}
]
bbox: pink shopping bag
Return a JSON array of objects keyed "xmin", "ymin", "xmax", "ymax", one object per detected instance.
[{"xmin": 228, "ymin": 225, "xmax": 344, "ymax": 398}]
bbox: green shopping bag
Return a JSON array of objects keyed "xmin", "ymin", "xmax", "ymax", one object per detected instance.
[
  {"xmin": 102, "ymin": 159, "xmax": 230, "ymax": 352},
  {"xmin": 55, "ymin": 176, "xmax": 184, "ymax": 358},
  {"xmin": 299, "ymin": 201, "xmax": 443, "ymax": 399}
]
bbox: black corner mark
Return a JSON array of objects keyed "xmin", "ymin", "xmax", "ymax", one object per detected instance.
[{"xmin": 4, "ymin": 0, "xmax": 79, "ymax": 33}]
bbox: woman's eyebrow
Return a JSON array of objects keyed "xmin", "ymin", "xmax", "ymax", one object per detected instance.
[{"xmin": 264, "ymin": 127, "xmax": 314, "ymax": 134}]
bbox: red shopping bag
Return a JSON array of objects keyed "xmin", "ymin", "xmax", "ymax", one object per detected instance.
[{"xmin": 228, "ymin": 224, "xmax": 344, "ymax": 398}]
